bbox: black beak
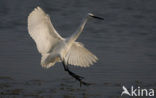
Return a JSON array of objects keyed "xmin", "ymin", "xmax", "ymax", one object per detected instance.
[{"xmin": 91, "ymin": 15, "xmax": 104, "ymax": 20}]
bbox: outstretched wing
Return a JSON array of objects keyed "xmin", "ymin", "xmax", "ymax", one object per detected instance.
[
  {"xmin": 64, "ymin": 42, "xmax": 98, "ymax": 67},
  {"xmin": 28, "ymin": 6, "xmax": 63, "ymax": 54}
]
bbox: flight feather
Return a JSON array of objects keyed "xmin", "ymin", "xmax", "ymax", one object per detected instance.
[{"xmin": 28, "ymin": 6, "xmax": 63, "ymax": 54}]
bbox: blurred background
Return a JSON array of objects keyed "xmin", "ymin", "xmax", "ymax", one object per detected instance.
[{"xmin": 0, "ymin": 0, "xmax": 156, "ymax": 97}]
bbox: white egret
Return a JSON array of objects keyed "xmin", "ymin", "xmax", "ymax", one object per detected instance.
[{"xmin": 28, "ymin": 6, "xmax": 103, "ymax": 86}]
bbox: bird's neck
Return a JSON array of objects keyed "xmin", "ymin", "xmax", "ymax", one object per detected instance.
[{"xmin": 67, "ymin": 15, "xmax": 89, "ymax": 44}]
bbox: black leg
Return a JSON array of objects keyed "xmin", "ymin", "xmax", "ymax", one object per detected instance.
[{"xmin": 62, "ymin": 62, "xmax": 91, "ymax": 86}]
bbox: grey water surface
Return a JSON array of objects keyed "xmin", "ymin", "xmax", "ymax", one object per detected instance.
[{"xmin": 0, "ymin": 0, "xmax": 156, "ymax": 98}]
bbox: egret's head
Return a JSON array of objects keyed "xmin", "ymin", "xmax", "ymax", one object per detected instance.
[
  {"xmin": 88, "ymin": 13, "xmax": 94, "ymax": 17},
  {"xmin": 88, "ymin": 13, "xmax": 104, "ymax": 20}
]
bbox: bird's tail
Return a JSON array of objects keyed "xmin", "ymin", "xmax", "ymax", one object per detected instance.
[{"xmin": 41, "ymin": 54, "xmax": 60, "ymax": 68}]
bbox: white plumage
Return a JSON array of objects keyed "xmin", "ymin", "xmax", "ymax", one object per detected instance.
[{"xmin": 28, "ymin": 6, "xmax": 98, "ymax": 68}]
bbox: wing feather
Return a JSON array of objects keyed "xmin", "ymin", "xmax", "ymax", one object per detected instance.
[
  {"xmin": 28, "ymin": 6, "xmax": 63, "ymax": 54},
  {"xmin": 64, "ymin": 42, "xmax": 98, "ymax": 67}
]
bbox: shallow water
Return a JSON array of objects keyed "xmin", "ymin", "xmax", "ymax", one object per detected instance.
[{"xmin": 0, "ymin": 0, "xmax": 156, "ymax": 97}]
